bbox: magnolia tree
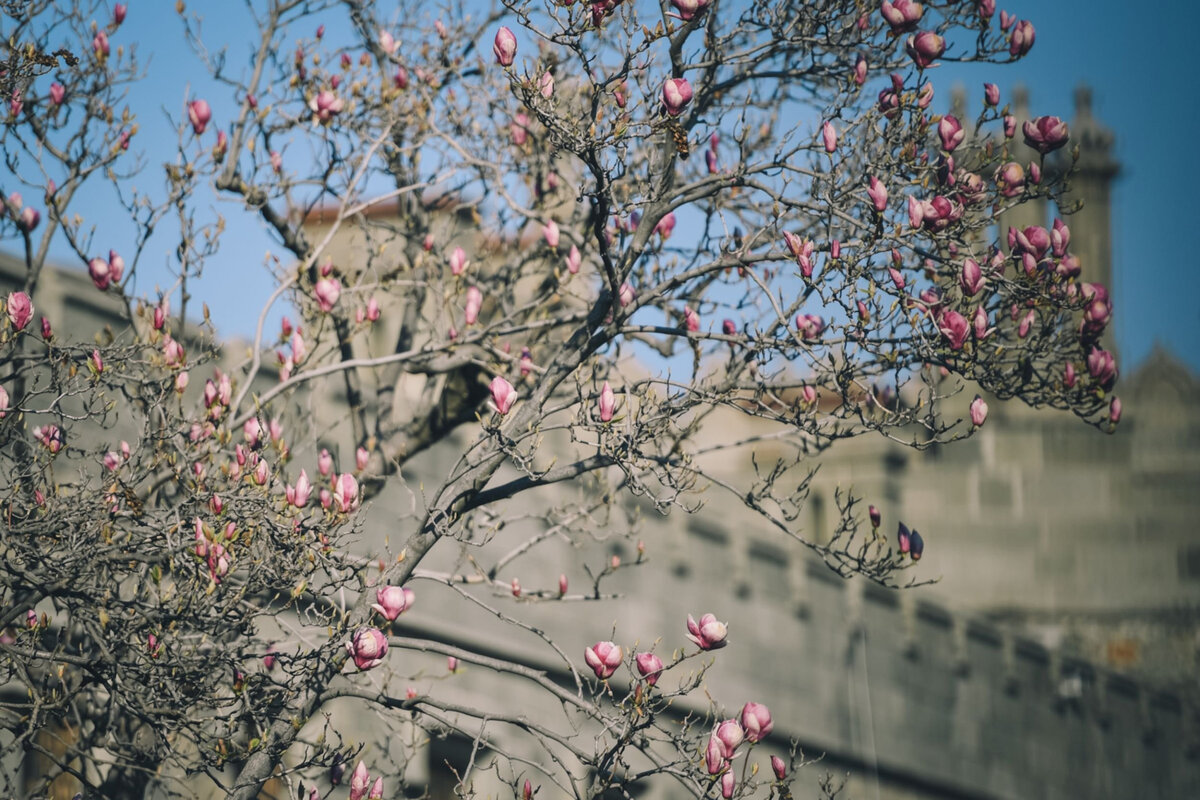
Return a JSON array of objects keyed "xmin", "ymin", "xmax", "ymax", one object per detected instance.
[{"xmin": 0, "ymin": 0, "xmax": 1120, "ymax": 798}]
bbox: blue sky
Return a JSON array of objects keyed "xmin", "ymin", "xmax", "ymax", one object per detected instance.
[{"xmin": 31, "ymin": 1, "xmax": 1200, "ymax": 376}]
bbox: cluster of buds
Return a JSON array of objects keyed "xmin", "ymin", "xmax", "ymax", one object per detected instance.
[
  {"xmin": 87, "ymin": 251, "xmax": 126, "ymax": 291},
  {"xmin": 896, "ymin": 522, "xmax": 925, "ymax": 560},
  {"xmin": 348, "ymin": 760, "xmax": 384, "ymax": 800}
]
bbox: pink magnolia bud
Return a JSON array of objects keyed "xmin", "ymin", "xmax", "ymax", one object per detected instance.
[
  {"xmin": 984, "ymin": 82, "xmax": 1000, "ymax": 106},
  {"xmin": 291, "ymin": 330, "xmax": 307, "ymax": 364},
  {"xmin": 243, "ymin": 417, "xmax": 262, "ymax": 447},
  {"xmin": 333, "ymin": 473, "xmax": 360, "ymax": 512},
  {"xmin": 288, "ymin": 469, "xmax": 312, "ymax": 508},
  {"xmin": 493, "ymin": 26, "xmax": 517, "ymax": 66},
  {"xmin": 318, "ymin": 448, "xmax": 333, "ymax": 477},
  {"xmin": 597, "ymin": 381, "xmax": 617, "ymax": 422},
  {"xmin": 771, "ymin": 755, "xmax": 787, "ymax": 780},
  {"xmin": 523, "ymin": 779, "xmax": 533, "ymax": 800},
  {"xmin": 854, "ymin": 53, "xmax": 868, "ymax": 85},
  {"xmin": 40, "ymin": 316, "xmax": 52, "ymax": 340},
  {"xmin": 994, "ymin": 161, "xmax": 1025, "ymax": 197},
  {"xmin": 960, "ymin": 258, "xmax": 984, "ymax": 296},
  {"xmin": 881, "ymin": 0, "xmax": 924, "ymax": 33},
  {"xmin": 938, "ymin": 310, "xmax": 969, "ymax": 350},
  {"xmin": 349, "ymin": 761, "xmax": 370, "ymax": 800},
  {"xmin": 107, "ymin": 250, "xmax": 125, "ymax": 283},
  {"xmin": 686, "ymin": 613, "xmax": 728, "ymax": 650},
  {"xmin": 309, "ymin": 90, "xmax": 344, "ymax": 123},
  {"xmin": 978, "ymin": 0, "xmax": 996, "ymax": 19},
  {"xmin": 910, "ymin": 530, "xmax": 925, "ymax": 560},
  {"xmin": 188, "ymin": 100, "xmax": 211, "ymax": 135},
  {"xmin": 721, "ymin": 772, "xmax": 735, "ymax": 799},
  {"xmin": 90, "ymin": 349, "xmax": 104, "ymax": 374},
  {"xmin": 683, "ymin": 306, "xmax": 700, "ymax": 332},
  {"xmin": 869, "ymin": 505, "xmax": 881, "ymax": 528},
  {"xmin": 464, "ymin": 286, "xmax": 482, "ymax": 325},
  {"xmin": 542, "ymin": 219, "xmax": 560, "ymax": 248},
  {"xmin": 253, "ymin": 458, "xmax": 269, "ymax": 486},
  {"xmin": 706, "ymin": 148, "xmax": 719, "ymax": 174},
  {"xmin": 519, "ymin": 346, "xmax": 534, "ymax": 377},
  {"xmin": 49, "ymin": 82, "xmax": 65, "ymax": 106},
  {"xmin": 538, "ymin": 71, "xmax": 554, "ymax": 99},
  {"xmin": 379, "ymin": 29, "xmax": 396, "ymax": 55},
  {"xmin": 346, "ymin": 628, "xmax": 388, "ymax": 671},
  {"xmin": 0, "ymin": 385, "xmax": 8, "ymax": 418},
  {"xmin": 1003, "ymin": 115, "xmax": 1016, "ymax": 138},
  {"xmin": 705, "ymin": 736, "xmax": 725, "ymax": 775},
  {"xmin": 794, "ymin": 313, "xmax": 824, "ymax": 341},
  {"xmin": 972, "ymin": 306, "xmax": 992, "ymax": 340},
  {"xmin": 897, "ymin": 521, "xmax": 911, "ymax": 554},
  {"xmin": 938, "ymin": 114, "xmax": 964, "ymax": 152},
  {"xmin": 906, "ymin": 31, "xmax": 944, "ymax": 69},
  {"xmin": 270, "ymin": 150, "xmax": 282, "ymax": 173},
  {"xmin": 114, "ymin": 3, "xmax": 127, "ymax": 24},
  {"xmin": 355, "ymin": 446, "xmax": 369, "ymax": 472},
  {"xmin": 93, "ymin": 30, "xmax": 109, "ymax": 58},
  {"xmin": 618, "ymin": 282, "xmax": 635, "ymax": 308},
  {"xmin": 661, "ymin": 78, "xmax": 693, "ymax": 117},
  {"xmin": 558, "ymin": 573, "xmax": 568, "ymax": 595},
  {"xmin": 372, "ymin": 585, "xmax": 413, "ymax": 621},
  {"xmin": 1008, "ymin": 19, "xmax": 1035, "ymax": 57},
  {"xmin": 447, "ymin": 655, "xmax": 458, "ymax": 672},
  {"xmin": 449, "ymin": 246, "xmax": 468, "ymax": 275},
  {"xmin": 584, "ymin": 641, "xmax": 623, "ymax": 679},
  {"xmin": 1109, "ymin": 396, "xmax": 1122, "ymax": 424},
  {"xmin": 1018, "ymin": 309, "xmax": 1035, "ymax": 339},
  {"xmin": 867, "ymin": 176, "xmax": 888, "ymax": 212},
  {"xmin": 489, "ymin": 376, "xmax": 517, "ymax": 415},
  {"xmin": 6, "ymin": 291, "xmax": 33, "ymax": 330},
  {"xmin": 1087, "ymin": 348, "xmax": 1118, "ymax": 390},
  {"xmin": 635, "ymin": 652, "xmax": 664, "ymax": 685},
  {"xmin": 821, "ymin": 120, "xmax": 837, "ymax": 153},
  {"xmin": 268, "ymin": 418, "xmax": 283, "ymax": 444},
  {"xmin": 1022, "ymin": 115, "xmax": 1069, "ymax": 155},
  {"xmin": 740, "ymin": 702, "xmax": 773, "ymax": 742},
  {"xmin": 17, "ymin": 205, "xmax": 39, "ymax": 232},
  {"xmin": 88, "ymin": 257, "xmax": 111, "ymax": 290},
  {"xmin": 511, "ymin": 577, "xmax": 521, "ymax": 597},
  {"xmin": 565, "ymin": 244, "xmax": 581, "ymax": 274},
  {"xmin": 970, "ymin": 395, "xmax": 989, "ymax": 427},
  {"xmin": 722, "ymin": 318, "xmax": 737, "ymax": 337},
  {"xmin": 314, "ymin": 277, "xmax": 341, "ymax": 312}
]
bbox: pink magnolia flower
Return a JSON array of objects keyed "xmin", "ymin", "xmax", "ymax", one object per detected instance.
[
  {"xmin": 1087, "ymin": 348, "xmax": 1118, "ymax": 390},
  {"xmin": 661, "ymin": 78, "xmax": 693, "ymax": 117},
  {"xmin": 821, "ymin": 120, "xmax": 837, "ymax": 153},
  {"xmin": 318, "ymin": 448, "xmax": 333, "ymax": 477},
  {"xmin": 1003, "ymin": 114, "xmax": 1016, "ymax": 138},
  {"xmin": 854, "ymin": 53, "xmax": 868, "ymax": 85},
  {"xmin": 355, "ymin": 446, "xmax": 369, "ymax": 472},
  {"xmin": 984, "ymin": 82, "xmax": 1000, "ymax": 106},
  {"xmin": 90, "ymin": 349, "xmax": 104, "ymax": 374},
  {"xmin": 905, "ymin": 31, "xmax": 944, "ymax": 68},
  {"xmin": 897, "ymin": 521, "xmax": 912, "ymax": 554},
  {"xmin": 1008, "ymin": 19, "xmax": 1035, "ymax": 57},
  {"xmin": 670, "ymin": 0, "xmax": 709, "ymax": 20},
  {"xmin": 379, "ymin": 29, "xmax": 396, "ymax": 54},
  {"xmin": 1022, "ymin": 115, "xmax": 1069, "ymax": 155},
  {"xmin": 449, "ymin": 246, "xmax": 468, "ymax": 276},
  {"xmin": 740, "ymin": 702, "xmax": 773, "ymax": 742},
  {"xmin": 49, "ymin": 82, "xmax": 65, "ymax": 106},
  {"xmin": 655, "ymin": 212, "xmax": 677, "ymax": 240},
  {"xmin": 867, "ymin": 176, "xmax": 888, "ymax": 212},
  {"xmin": 367, "ymin": 777, "xmax": 383, "ymax": 800},
  {"xmin": 88, "ymin": 257, "xmax": 112, "ymax": 290},
  {"xmin": 114, "ymin": 3, "xmax": 127, "ymax": 24},
  {"xmin": 598, "ymin": 381, "xmax": 616, "ymax": 422},
  {"xmin": 493, "ymin": 26, "xmax": 517, "ymax": 66},
  {"xmin": 938, "ymin": 114, "xmax": 964, "ymax": 152},
  {"xmin": 542, "ymin": 219, "xmax": 560, "ymax": 248},
  {"xmin": 566, "ymin": 245, "xmax": 581, "ymax": 274},
  {"xmin": 490, "ymin": 376, "xmax": 517, "ymax": 415},
  {"xmin": 253, "ymin": 458, "xmax": 270, "ymax": 486},
  {"xmin": 333, "ymin": 472, "xmax": 360, "ymax": 512},
  {"xmin": 314, "ymin": 277, "xmax": 341, "ymax": 312},
  {"xmin": 686, "ymin": 613, "xmax": 728, "ymax": 650},
  {"xmin": 464, "ymin": 286, "xmax": 483, "ymax": 325},
  {"xmin": 108, "ymin": 250, "xmax": 125, "ymax": 283},
  {"xmin": 618, "ymin": 282, "xmax": 635, "ymax": 308},
  {"xmin": 722, "ymin": 318, "xmax": 737, "ymax": 336},
  {"xmin": 794, "ymin": 313, "xmax": 824, "ymax": 341},
  {"xmin": 972, "ymin": 306, "xmax": 993, "ymax": 340},
  {"xmin": 243, "ymin": 418, "xmax": 262, "ymax": 447},
  {"xmin": 994, "ymin": 161, "xmax": 1025, "ymax": 198},
  {"xmin": 970, "ymin": 395, "xmax": 989, "ymax": 427},
  {"xmin": 881, "ymin": 0, "xmax": 923, "ymax": 33},
  {"xmin": 349, "ymin": 762, "xmax": 371, "ymax": 800},
  {"xmin": 0, "ymin": 385, "xmax": 8, "ymax": 418},
  {"xmin": 291, "ymin": 330, "xmax": 307, "ymax": 364},
  {"xmin": 346, "ymin": 627, "xmax": 388, "ymax": 671},
  {"xmin": 771, "ymin": 756, "xmax": 787, "ymax": 780},
  {"xmin": 93, "ymin": 30, "xmax": 109, "ymax": 58},
  {"xmin": 713, "ymin": 720, "xmax": 744, "ymax": 757},
  {"xmin": 635, "ymin": 652, "xmax": 664, "ymax": 685},
  {"xmin": 270, "ymin": 151, "xmax": 282, "ymax": 172},
  {"xmin": 684, "ymin": 306, "xmax": 700, "ymax": 332},
  {"xmin": 188, "ymin": 100, "xmax": 211, "ymax": 135},
  {"xmin": 287, "ymin": 469, "xmax": 312, "ymax": 508},
  {"xmin": 1018, "ymin": 309, "xmax": 1035, "ymax": 339},
  {"xmin": 938, "ymin": 310, "xmax": 969, "ymax": 350},
  {"xmin": 372, "ymin": 585, "xmax": 415, "ymax": 620},
  {"xmin": 584, "ymin": 641, "xmax": 623, "ymax": 679},
  {"xmin": 538, "ymin": 71, "xmax": 554, "ymax": 99},
  {"xmin": 960, "ymin": 258, "xmax": 984, "ymax": 296},
  {"xmin": 511, "ymin": 577, "xmax": 521, "ymax": 597},
  {"xmin": 1051, "ymin": 218, "xmax": 1071, "ymax": 257},
  {"xmin": 309, "ymin": 91, "xmax": 344, "ymax": 124},
  {"xmin": 721, "ymin": 773, "xmax": 735, "ymax": 799},
  {"xmin": 918, "ymin": 195, "xmax": 963, "ymax": 232},
  {"xmin": 6, "ymin": 291, "xmax": 33, "ymax": 330},
  {"xmin": 979, "ymin": 0, "xmax": 996, "ymax": 19},
  {"xmin": 18, "ymin": 205, "xmax": 39, "ymax": 232},
  {"xmin": 1109, "ymin": 396, "xmax": 1122, "ymax": 424}
]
